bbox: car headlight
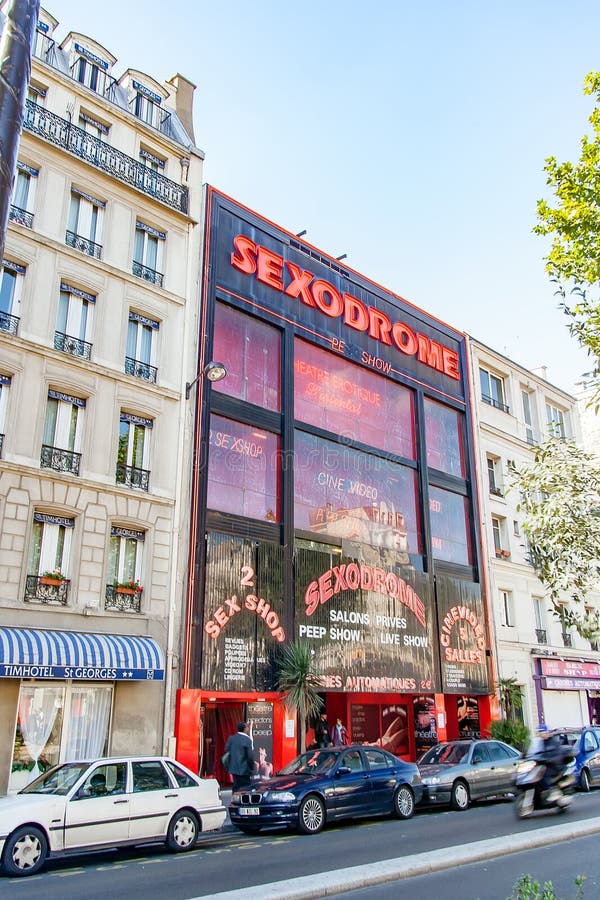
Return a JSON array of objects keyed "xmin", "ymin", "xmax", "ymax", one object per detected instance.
[
  {"xmin": 421, "ymin": 776, "xmax": 441, "ymax": 785},
  {"xmin": 231, "ymin": 792, "xmax": 242, "ymax": 804},
  {"xmin": 263, "ymin": 790, "xmax": 296, "ymax": 803},
  {"xmin": 516, "ymin": 760, "xmax": 536, "ymax": 775}
]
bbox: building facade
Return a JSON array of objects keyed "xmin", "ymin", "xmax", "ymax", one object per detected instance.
[
  {"xmin": 470, "ymin": 341, "xmax": 600, "ymax": 731},
  {"xmin": 0, "ymin": 4, "xmax": 203, "ymax": 792},
  {"xmin": 175, "ymin": 189, "xmax": 496, "ymax": 778}
]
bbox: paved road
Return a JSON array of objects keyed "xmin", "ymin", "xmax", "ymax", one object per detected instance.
[{"xmin": 4, "ymin": 792, "xmax": 600, "ymax": 899}]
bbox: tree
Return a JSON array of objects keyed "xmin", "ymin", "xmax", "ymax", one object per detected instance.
[
  {"xmin": 535, "ymin": 71, "xmax": 600, "ymax": 400},
  {"xmin": 488, "ymin": 677, "xmax": 530, "ymax": 752},
  {"xmin": 511, "ymin": 438, "xmax": 600, "ymax": 639},
  {"xmin": 277, "ymin": 641, "xmax": 323, "ymax": 753}
]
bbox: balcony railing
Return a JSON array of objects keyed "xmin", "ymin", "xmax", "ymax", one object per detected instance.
[
  {"xmin": 0, "ymin": 433, "xmax": 4, "ymax": 456},
  {"xmin": 116, "ymin": 462, "xmax": 150, "ymax": 491},
  {"xmin": 489, "ymin": 486, "xmax": 504, "ymax": 497},
  {"xmin": 54, "ymin": 331, "xmax": 92, "ymax": 360},
  {"xmin": 104, "ymin": 584, "xmax": 143, "ymax": 613},
  {"xmin": 124, "ymin": 356, "xmax": 158, "ymax": 383},
  {"xmin": 25, "ymin": 574, "xmax": 70, "ymax": 605},
  {"xmin": 132, "ymin": 260, "xmax": 164, "ymax": 288},
  {"xmin": 65, "ymin": 230, "xmax": 102, "ymax": 259},
  {"xmin": 9, "ymin": 205, "xmax": 34, "ymax": 228},
  {"xmin": 23, "ymin": 100, "xmax": 188, "ymax": 213},
  {"xmin": 40, "ymin": 444, "xmax": 81, "ymax": 476},
  {"xmin": 482, "ymin": 394, "xmax": 510, "ymax": 414},
  {"xmin": 535, "ymin": 628, "xmax": 547, "ymax": 644},
  {"xmin": 0, "ymin": 311, "xmax": 19, "ymax": 335},
  {"xmin": 562, "ymin": 632, "xmax": 573, "ymax": 648}
]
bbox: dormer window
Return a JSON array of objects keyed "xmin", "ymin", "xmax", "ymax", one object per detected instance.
[
  {"xmin": 132, "ymin": 80, "xmax": 162, "ymax": 128},
  {"xmin": 71, "ymin": 43, "xmax": 111, "ymax": 94}
]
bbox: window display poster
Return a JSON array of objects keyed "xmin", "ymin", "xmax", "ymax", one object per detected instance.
[
  {"xmin": 351, "ymin": 704, "xmax": 381, "ymax": 744},
  {"xmin": 351, "ymin": 703, "xmax": 408, "ymax": 755},
  {"xmin": 247, "ymin": 701, "xmax": 274, "ymax": 780},
  {"xmin": 413, "ymin": 695, "xmax": 438, "ymax": 757},
  {"xmin": 457, "ymin": 696, "xmax": 481, "ymax": 739},
  {"xmin": 436, "ymin": 575, "xmax": 490, "ymax": 694}
]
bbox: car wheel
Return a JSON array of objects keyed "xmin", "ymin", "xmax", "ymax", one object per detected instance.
[
  {"xmin": 580, "ymin": 768, "xmax": 591, "ymax": 793},
  {"xmin": 298, "ymin": 794, "xmax": 325, "ymax": 834},
  {"xmin": 236, "ymin": 823, "xmax": 262, "ymax": 835},
  {"xmin": 166, "ymin": 810, "xmax": 199, "ymax": 852},
  {"xmin": 2, "ymin": 825, "xmax": 48, "ymax": 877},
  {"xmin": 450, "ymin": 780, "xmax": 470, "ymax": 811},
  {"xmin": 393, "ymin": 785, "xmax": 415, "ymax": 819}
]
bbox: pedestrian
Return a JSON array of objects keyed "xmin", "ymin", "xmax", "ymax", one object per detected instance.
[
  {"xmin": 331, "ymin": 717, "xmax": 349, "ymax": 746},
  {"xmin": 315, "ymin": 712, "xmax": 332, "ymax": 748},
  {"xmin": 224, "ymin": 721, "xmax": 254, "ymax": 790}
]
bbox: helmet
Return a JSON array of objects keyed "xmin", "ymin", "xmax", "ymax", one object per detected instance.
[{"xmin": 537, "ymin": 724, "xmax": 549, "ymax": 732}]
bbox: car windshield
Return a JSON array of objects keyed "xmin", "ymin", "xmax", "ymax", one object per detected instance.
[
  {"xmin": 279, "ymin": 750, "xmax": 339, "ymax": 775},
  {"xmin": 20, "ymin": 762, "xmax": 91, "ymax": 795},
  {"xmin": 419, "ymin": 743, "xmax": 470, "ymax": 765}
]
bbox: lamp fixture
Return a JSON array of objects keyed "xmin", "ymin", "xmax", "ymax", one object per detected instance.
[
  {"xmin": 180, "ymin": 157, "xmax": 190, "ymax": 182},
  {"xmin": 185, "ymin": 361, "xmax": 227, "ymax": 399},
  {"xmin": 336, "ymin": 253, "xmax": 347, "ymax": 261}
]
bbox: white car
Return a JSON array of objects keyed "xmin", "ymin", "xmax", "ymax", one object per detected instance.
[{"xmin": 0, "ymin": 756, "xmax": 226, "ymax": 877}]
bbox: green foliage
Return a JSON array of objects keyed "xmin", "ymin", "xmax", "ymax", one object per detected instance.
[
  {"xmin": 488, "ymin": 719, "xmax": 530, "ymax": 753},
  {"xmin": 497, "ymin": 676, "xmax": 524, "ymax": 719},
  {"xmin": 277, "ymin": 641, "xmax": 323, "ymax": 752},
  {"xmin": 535, "ymin": 71, "xmax": 600, "ymax": 398},
  {"xmin": 511, "ymin": 438, "xmax": 600, "ymax": 639},
  {"xmin": 508, "ymin": 874, "xmax": 586, "ymax": 900}
]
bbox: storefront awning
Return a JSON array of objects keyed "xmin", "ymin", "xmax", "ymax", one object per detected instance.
[{"xmin": 0, "ymin": 627, "xmax": 164, "ymax": 681}]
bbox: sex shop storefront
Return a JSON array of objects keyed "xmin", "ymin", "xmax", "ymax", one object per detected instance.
[{"xmin": 175, "ymin": 188, "xmax": 496, "ymax": 781}]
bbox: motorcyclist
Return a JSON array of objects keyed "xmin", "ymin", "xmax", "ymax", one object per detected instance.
[{"xmin": 526, "ymin": 725, "xmax": 573, "ymax": 801}]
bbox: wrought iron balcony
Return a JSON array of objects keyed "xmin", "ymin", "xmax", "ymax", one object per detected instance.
[
  {"xmin": 489, "ymin": 486, "xmax": 504, "ymax": 497},
  {"xmin": 40, "ymin": 444, "xmax": 81, "ymax": 476},
  {"xmin": 23, "ymin": 100, "xmax": 188, "ymax": 213},
  {"xmin": 535, "ymin": 628, "xmax": 547, "ymax": 644},
  {"xmin": 0, "ymin": 311, "xmax": 19, "ymax": 335},
  {"xmin": 105, "ymin": 584, "xmax": 143, "ymax": 613},
  {"xmin": 54, "ymin": 331, "xmax": 93, "ymax": 360},
  {"xmin": 482, "ymin": 394, "xmax": 510, "ymax": 414},
  {"xmin": 116, "ymin": 462, "xmax": 150, "ymax": 491},
  {"xmin": 132, "ymin": 260, "xmax": 164, "ymax": 287},
  {"xmin": 65, "ymin": 230, "xmax": 102, "ymax": 259},
  {"xmin": 0, "ymin": 434, "xmax": 4, "ymax": 456},
  {"xmin": 124, "ymin": 356, "xmax": 158, "ymax": 383},
  {"xmin": 25, "ymin": 574, "xmax": 70, "ymax": 605},
  {"xmin": 9, "ymin": 205, "xmax": 34, "ymax": 228},
  {"xmin": 562, "ymin": 632, "xmax": 573, "ymax": 648}
]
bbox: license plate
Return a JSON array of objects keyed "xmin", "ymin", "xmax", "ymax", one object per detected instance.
[{"xmin": 239, "ymin": 807, "xmax": 260, "ymax": 816}]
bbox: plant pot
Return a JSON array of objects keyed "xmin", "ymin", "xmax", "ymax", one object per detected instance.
[
  {"xmin": 116, "ymin": 586, "xmax": 136, "ymax": 595},
  {"xmin": 40, "ymin": 576, "xmax": 62, "ymax": 586}
]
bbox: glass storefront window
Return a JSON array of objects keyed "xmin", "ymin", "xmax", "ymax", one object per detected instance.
[
  {"xmin": 212, "ymin": 302, "xmax": 281, "ymax": 411},
  {"xmin": 207, "ymin": 415, "xmax": 280, "ymax": 521},
  {"xmin": 424, "ymin": 397, "xmax": 466, "ymax": 478},
  {"xmin": 294, "ymin": 430, "xmax": 421, "ymax": 556},
  {"xmin": 429, "ymin": 486, "xmax": 472, "ymax": 566},
  {"xmin": 294, "ymin": 339, "xmax": 416, "ymax": 460}
]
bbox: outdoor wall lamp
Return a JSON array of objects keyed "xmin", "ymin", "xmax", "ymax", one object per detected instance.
[
  {"xmin": 185, "ymin": 361, "xmax": 227, "ymax": 399},
  {"xmin": 180, "ymin": 157, "xmax": 190, "ymax": 182}
]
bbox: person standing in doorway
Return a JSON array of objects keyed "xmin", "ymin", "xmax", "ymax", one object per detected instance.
[
  {"xmin": 331, "ymin": 717, "xmax": 349, "ymax": 746},
  {"xmin": 315, "ymin": 712, "xmax": 332, "ymax": 748},
  {"xmin": 224, "ymin": 722, "xmax": 254, "ymax": 790}
]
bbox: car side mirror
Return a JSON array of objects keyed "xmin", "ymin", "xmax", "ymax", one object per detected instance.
[{"xmin": 336, "ymin": 766, "xmax": 352, "ymax": 776}]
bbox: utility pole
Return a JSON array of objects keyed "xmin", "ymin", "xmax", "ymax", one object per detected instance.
[{"xmin": 0, "ymin": 0, "xmax": 40, "ymax": 262}]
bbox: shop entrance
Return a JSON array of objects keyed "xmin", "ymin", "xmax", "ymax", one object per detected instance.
[{"xmin": 199, "ymin": 703, "xmax": 244, "ymax": 783}]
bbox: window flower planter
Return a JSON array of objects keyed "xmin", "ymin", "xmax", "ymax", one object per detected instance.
[
  {"xmin": 115, "ymin": 586, "xmax": 136, "ymax": 595},
  {"xmin": 40, "ymin": 576, "xmax": 63, "ymax": 586}
]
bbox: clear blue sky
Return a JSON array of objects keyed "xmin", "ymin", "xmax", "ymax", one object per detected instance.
[{"xmin": 42, "ymin": 0, "xmax": 600, "ymax": 393}]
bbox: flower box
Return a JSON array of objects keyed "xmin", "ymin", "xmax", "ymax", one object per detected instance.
[
  {"xmin": 115, "ymin": 586, "xmax": 136, "ymax": 595},
  {"xmin": 40, "ymin": 576, "xmax": 63, "ymax": 586}
]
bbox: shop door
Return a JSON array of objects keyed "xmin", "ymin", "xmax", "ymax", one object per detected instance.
[{"xmin": 200, "ymin": 704, "xmax": 244, "ymax": 783}]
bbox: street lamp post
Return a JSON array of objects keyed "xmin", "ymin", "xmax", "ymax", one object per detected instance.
[{"xmin": 0, "ymin": 0, "xmax": 40, "ymax": 263}]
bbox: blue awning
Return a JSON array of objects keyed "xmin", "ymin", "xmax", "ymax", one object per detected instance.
[{"xmin": 0, "ymin": 627, "xmax": 164, "ymax": 681}]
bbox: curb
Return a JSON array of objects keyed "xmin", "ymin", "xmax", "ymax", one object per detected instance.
[{"xmin": 191, "ymin": 815, "xmax": 600, "ymax": 899}]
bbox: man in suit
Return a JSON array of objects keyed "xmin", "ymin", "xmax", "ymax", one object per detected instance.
[{"xmin": 224, "ymin": 722, "xmax": 254, "ymax": 790}]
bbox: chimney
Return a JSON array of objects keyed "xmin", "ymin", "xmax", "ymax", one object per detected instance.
[{"xmin": 165, "ymin": 73, "xmax": 196, "ymax": 144}]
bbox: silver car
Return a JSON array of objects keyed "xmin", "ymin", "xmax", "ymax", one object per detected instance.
[{"xmin": 418, "ymin": 739, "xmax": 521, "ymax": 810}]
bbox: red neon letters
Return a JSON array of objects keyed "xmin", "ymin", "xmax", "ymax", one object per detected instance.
[{"xmin": 231, "ymin": 234, "xmax": 460, "ymax": 381}]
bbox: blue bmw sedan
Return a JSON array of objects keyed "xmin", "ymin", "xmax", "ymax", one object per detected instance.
[{"xmin": 228, "ymin": 745, "xmax": 423, "ymax": 835}]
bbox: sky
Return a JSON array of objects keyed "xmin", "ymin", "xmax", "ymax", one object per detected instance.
[{"xmin": 39, "ymin": 0, "xmax": 600, "ymax": 394}]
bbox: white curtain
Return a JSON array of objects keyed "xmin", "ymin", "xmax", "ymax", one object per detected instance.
[
  {"xmin": 63, "ymin": 686, "xmax": 112, "ymax": 760},
  {"xmin": 18, "ymin": 686, "xmax": 62, "ymax": 774}
]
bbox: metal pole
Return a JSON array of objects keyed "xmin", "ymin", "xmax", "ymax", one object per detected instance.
[{"xmin": 0, "ymin": 0, "xmax": 40, "ymax": 263}]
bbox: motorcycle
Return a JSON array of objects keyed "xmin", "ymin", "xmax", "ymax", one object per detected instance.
[{"xmin": 513, "ymin": 757, "xmax": 575, "ymax": 818}]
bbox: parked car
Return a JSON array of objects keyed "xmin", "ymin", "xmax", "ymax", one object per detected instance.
[
  {"xmin": 0, "ymin": 757, "xmax": 226, "ymax": 877},
  {"xmin": 418, "ymin": 739, "xmax": 521, "ymax": 810},
  {"xmin": 556, "ymin": 726, "xmax": 600, "ymax": 791},
  {"xmin": 229, "ymin": 745, "xmax": 423, "ymax": 835}
]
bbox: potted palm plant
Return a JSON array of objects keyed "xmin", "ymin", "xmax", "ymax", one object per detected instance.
[{"xmin": 277, "ymin": 641, "xmax": 324, "ymax": 753}]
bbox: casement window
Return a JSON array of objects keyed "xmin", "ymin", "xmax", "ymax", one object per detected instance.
[
  {"xmin": 125, "ymin": 312, "xmax": 159, "ymax": 382},
  {"xmin": 116, "ymin": 412, "xmax": 152, "ymax": 491},
  {"xmin": 28, "ymin": 511, "xmax": 74, "ymax": 578},
  {"xmin": 55, "ymin": 283, "xmax": 95, "ymax": 360},
  {"xmin": 71, "ymin": 43, "xmax": 111, "ymax": 94},
  {"xmin": 139, "ymin": 147, "xmax": 166, "ymax": 173},
  {"xmin": 32, "ymin": 24, "xmax": 53, "ymax": 62},
  {"xmin": 26, "ymin": 82, "xmax": 47, "ymax": 105},
  {"xmin": 0, "ymin": 260, "xmax": 25, "ymax": 334},
  {"xmin": 533, "ymin": 596, "xmax": 547, "ymax": 642},
  {"xmin": 41, "ymin": 390, "xmax": 85, "ymax": 475},
  {"xmin": 9, "ymin": 162, "xmax": 38, "ymax": 227},
  {"xmin": 67, "ymin": 189, "xmax": 104, "ymax": 259},
  {"xmin": 0, "ymin": 374, "xmax": 11, "ymax": 453},
  {"xmin": 132, "ymin": 221, "xmax": 165, "ymax": 286},
  {"xmin": 108, "ymin": 525, "xmax": 144, "ymax": 585},
  {"xmin": 492, "ymin": 516, "xmax": 509, "ymax": 556},
  {"xmin": 78, "ymin": 112, "xmax": 110, "ymax": 141},
  {"xmin": 479, "ymin": 368, "xmax": 508, "ymax": 412},
  {"xmin": 546, "ymin": 402, "xmax": 567, "ymax": 439},
  {"xmin": 487, "ymin": 456, "xmax": 503, "ymax": 496},
  {"xmin": 521, "ymin": 389, "xmax": 535, "ymax": 445},
  {"xmin": 131, "ymin": 80, "xmax": 162, "ymax": 128},
  {"xmin": 499, "ymin": 590, "xmax": 514, "ymax": 627}
]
